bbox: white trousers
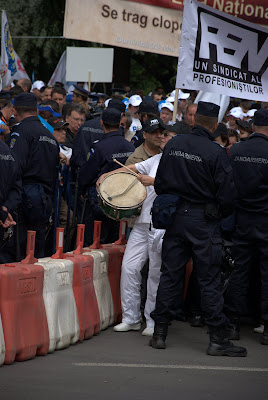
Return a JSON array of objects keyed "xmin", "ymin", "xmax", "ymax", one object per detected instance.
[{"xmin": 120, "ymin": 223, "xmax": 163, "ymax": 328}]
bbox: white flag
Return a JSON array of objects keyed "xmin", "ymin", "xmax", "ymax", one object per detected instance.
[
  {"xmin": 48, "ymin": 51, "xmax": 66, "ymax": 87},
  {"xmin": 0, "ymin": 10, "xmax": 30, "ymax": 88},
  {"xmin": 176, "ymin": 0, "xmax": 268, "ymax": 102}
]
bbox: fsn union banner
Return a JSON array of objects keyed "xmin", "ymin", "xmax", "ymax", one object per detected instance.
[{"xmin": 176, "ymin": 0, "xmax": 268, "ymax": 102}]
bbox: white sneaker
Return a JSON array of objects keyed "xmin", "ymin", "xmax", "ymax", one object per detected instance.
[
  {"xmin": 253, "ymin": 324, "xmax": 264, "ymax": 334},
  {"xmin": 142, "ymin": 327, "xmax": 154, "ymax": 336},
  {"xmin": 113, "ymin": 322, "xmax": 141, "ymax": 332}
]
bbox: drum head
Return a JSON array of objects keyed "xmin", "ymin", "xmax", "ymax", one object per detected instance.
[{"xmin": 99, "ymin": 171, "xmax": 146, "ymax": 209}]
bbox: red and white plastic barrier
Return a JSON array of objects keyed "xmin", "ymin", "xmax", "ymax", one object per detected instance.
[{"xmin": 0, "ymin": 221, "xmax": 127, "ymax": 365}]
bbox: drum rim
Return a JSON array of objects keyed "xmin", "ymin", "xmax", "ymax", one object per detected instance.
[{"xmin": 98, "ymin": 170, "xmax": 147, "ymax": 209}]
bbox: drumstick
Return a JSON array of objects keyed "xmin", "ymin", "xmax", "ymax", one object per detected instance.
[{"xmin": 113, "ymin": 158, "xmax": 140, "ymax": 178}]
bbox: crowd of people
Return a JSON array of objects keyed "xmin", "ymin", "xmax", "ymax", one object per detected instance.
[{"xmin": 0, "ymin": 77, "xmax": 268, "ymax": 357}]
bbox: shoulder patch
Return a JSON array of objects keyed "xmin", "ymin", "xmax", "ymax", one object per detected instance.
[
  {"xmin": 10, "ymin": 138, "xmax": 16, "ymax": 149},
  {"xmin": 11, "ymin": 132, "xmax": 20, "ymax": 137}
]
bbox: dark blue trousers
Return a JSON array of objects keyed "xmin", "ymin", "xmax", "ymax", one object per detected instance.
[
  {"xmin": 151, "ymin": 207, "xmax": 228, "ymax": 327},
  {"xmin": 225, "ymin": 211, "xmax": 268, "ymax": 321}
]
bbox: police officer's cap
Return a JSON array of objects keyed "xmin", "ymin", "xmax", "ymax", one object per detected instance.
[
  {"xmin": 108, "ymin": 99, "xmax": 126, "ymax": 113},
  {"xmin": 138, "ymin": 100, "xmax": 159, "ymax": 115},
  {"xmin": 111, "ymin": 88, "xmax": 127, "ymax": 96},
  {"xmin": 13, "ymin": 93, "xmax": 37, "ymax": 107},
  {"xmin": 73, "ymin": 84, "xmax": 90, "ymax": 97},
  {"xmin": 196, "ymin": 101, "xmax": 220, "ymax": 118},
  {"xmin": 102, "ymin": 108, "xmax": 121, "ymax": 124},
  {"xmin": 143, "ymin": 117, "xmax": 164, "ymax": 134},
  {"xmin": 253, "ymin": 109, "xmax": 268, "ymax": 126}
]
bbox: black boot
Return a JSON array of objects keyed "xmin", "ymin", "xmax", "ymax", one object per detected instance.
[
  {"xmin": 207, "ymin": 326, "xmax": 247, "ymax": 357},
  {"xmin": 226, "ymin": 316, "xmax": 240, "ymax": 340},
  {"xmin": 190, "ymin": 315, "xmax": 204, "ymax": 327},
  {"xmin": 149, "ymin": 323, "xmax": 168, "ymax": 349},
  {"xmin": 260, "ymin": 321, "xmax": 268, "ymax": 345}
]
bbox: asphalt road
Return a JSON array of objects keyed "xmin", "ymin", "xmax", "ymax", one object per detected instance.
[{"xmin": 0, "ymin": 319, "xmax": 267, "ymax": 400}]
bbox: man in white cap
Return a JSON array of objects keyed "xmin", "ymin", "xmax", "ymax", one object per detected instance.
[
  {"xmin": 159, "ymin": 102, "xmax": 174, "ymax": 124},
  {"xmin": 176, "ymin": 89, "xmax": 191, "ymax": 121},
  {"xmin": 31, "ymin": 80, "xmax": 45, "ymax": 104},
  {"xmin": 128, "ymin": 94, "xmax": 142, "ymax": 134},
  {"xmin": 226, "ymin": 107, "xmax": 245, "ymax": 130}
]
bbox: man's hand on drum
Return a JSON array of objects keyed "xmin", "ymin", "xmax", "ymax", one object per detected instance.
[{"xmin": 138, "ymin": 174, "xmax": 155, "ymax": 187}]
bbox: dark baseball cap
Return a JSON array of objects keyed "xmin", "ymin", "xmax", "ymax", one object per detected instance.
[
  {"xmin": 13, "ymin": 93, "xmax": 37, "ymax": 107},
  {"xmin": 236, "ymin": 119, "xmax": 252, "ymax": 130},
  {"xmin": 161, "ymin": 120, "xmax": 191, "ymax": 135},
  {"xmin": 47, "ymin": 117, "xmax": 69, "ymax": 130},
  {"xmin": 253, "ymin": 109, "xmax": 268, "ymax": 126},
  {"xmin": 102, "ymin": 108, "xmax": 121, "ymax": 124},
  {"xmin": 143, "ymin": 117, "xmax": 164, "ymax": 134},
  {"xmin": 196, "ymin": 101, "xmax": 220, "ymax": 118}
]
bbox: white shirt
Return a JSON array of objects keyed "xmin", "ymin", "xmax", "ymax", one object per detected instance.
[
  {"xmin": 129, "ymin": 117, "xmax": 142, "ymax": 133},
  {"xmin": 135, "ymin": 153, "xmax": 162, "ymax": 224}
]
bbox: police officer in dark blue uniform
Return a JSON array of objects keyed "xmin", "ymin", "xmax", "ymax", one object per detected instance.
[
  {"xmin": 0, "ymin": 140, "xmax": 21, "ymax": 262},
  {"xmin": 150, "ymin": 101, "xmax": 247, "ymax": 357},
  {"xmin": 8, "ymin": 93, "xmax": 60, "ymax": 259},
  {"xmin": 71, "ymin": 99, "xmax": 126, "ymax": 171},
  {"xmin": 78, "ymin": 107, "xmax": 134, "ymax": 244},
  {"xmin": 225, "ymin": 109, "xmax": 268, "ymax": 346}
]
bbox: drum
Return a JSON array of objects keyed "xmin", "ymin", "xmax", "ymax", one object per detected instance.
[{"xmin": 98, "ymin": 171, "xmax": 147, "ymax": 221}]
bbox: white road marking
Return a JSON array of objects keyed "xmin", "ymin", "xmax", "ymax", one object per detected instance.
[{"xmin": 73, "ymin": 362, "xmax": 268, "ymax": 372}]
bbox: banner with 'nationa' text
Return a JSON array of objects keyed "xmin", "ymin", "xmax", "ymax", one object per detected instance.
[{"xmin": 176, "ymin": 0, "xmax": 268, "ymax": 101}]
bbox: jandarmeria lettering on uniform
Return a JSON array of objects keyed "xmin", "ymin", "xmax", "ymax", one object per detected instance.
[
  {"xmin": 39, "ymin": 136, "xmax": 57, "ymax": 146},
  {"xmin": 112, "ymin": 152, "xmax": 133, "ymax": 159},
  {"xmin": 82, "ymin": 127, "xmax": 103, "ymax": 133},
  {"xmin": 0, "ymin": 153, "xmax": 15, "ymax": 161},
  {"xmin": 234, "ymin": 156, "xmax": 268, "ymax": 164},
  {"xmin": 169, "ymin": 150, "xmax": 203, "ymax": 162}
]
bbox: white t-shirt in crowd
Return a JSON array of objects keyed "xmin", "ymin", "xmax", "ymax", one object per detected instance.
[
  {"xmin": 129, "ymin": 117, "xmax": 142, "ymax": 133},
  {"xmin": 135, "ymin": 153, "xmax": 162, "ymax": 224}
]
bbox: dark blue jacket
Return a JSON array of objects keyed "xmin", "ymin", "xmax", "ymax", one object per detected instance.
[
  {"xmin": 154, "ymin": 125, "xmax": 236, "ymax": 218},
  {"xmin": 71, "ymin": 117, "xmax": 104, "ymax": 170},
  {"xmin": 0, "ymin": 140, "xmax": 21, "ymax": 220},
  {"xmin": 9, "ymin": 116, "xmax": 59, "ymax": 196},
  {"xmin": 131, "ymin": 130, "xmax": 144, "ymax": 148},
  {"xmin": 78, "ymin": 130, "xmax": 134, "ymax": 191},
  {"xmin": 229, "ymin": 132, "xmax": 268, "ymax": 214}
]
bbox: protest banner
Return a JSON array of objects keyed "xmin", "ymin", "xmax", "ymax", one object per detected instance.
[
  {"xmin": 64, "ymin": 0, "xmax": 182, "ymax": 57},
  {"xmin": 129, "ymin": 0, "xmax": 268, "ymax": 26},
  {"xmin": 176, "ymin": 0, "xmax": 268, "ymax": 101},
  {"xmin": 0, "ymin": 10, "xmax": 29, "ymax": 88}
]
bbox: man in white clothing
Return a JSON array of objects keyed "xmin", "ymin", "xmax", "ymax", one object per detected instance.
[{"xmin": 97, "ymin": 118, "xmax": 178, "ymax": 336}]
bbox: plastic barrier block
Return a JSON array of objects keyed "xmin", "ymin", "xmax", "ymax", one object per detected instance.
[
  {"xmin": 65, "ymin": 253, "xmax": 100, "ymax": 341},
  {"xmin": 0, "ymin": 315, "xmax": 5, "ymax": 366},
  {"xmin": 100, "ymin": 244, "xmax": 125, "ymax": 324},
  {"xmin": 36, "ymin": 258, "xmax": 80, "ymax": 352},
  {"xmin": 0, "ymin": 263, "xmax": 49, "ymax": 364},
  {"xmin": 83, "ymin": 250, "xmax": 114, "ymax": 330}
]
